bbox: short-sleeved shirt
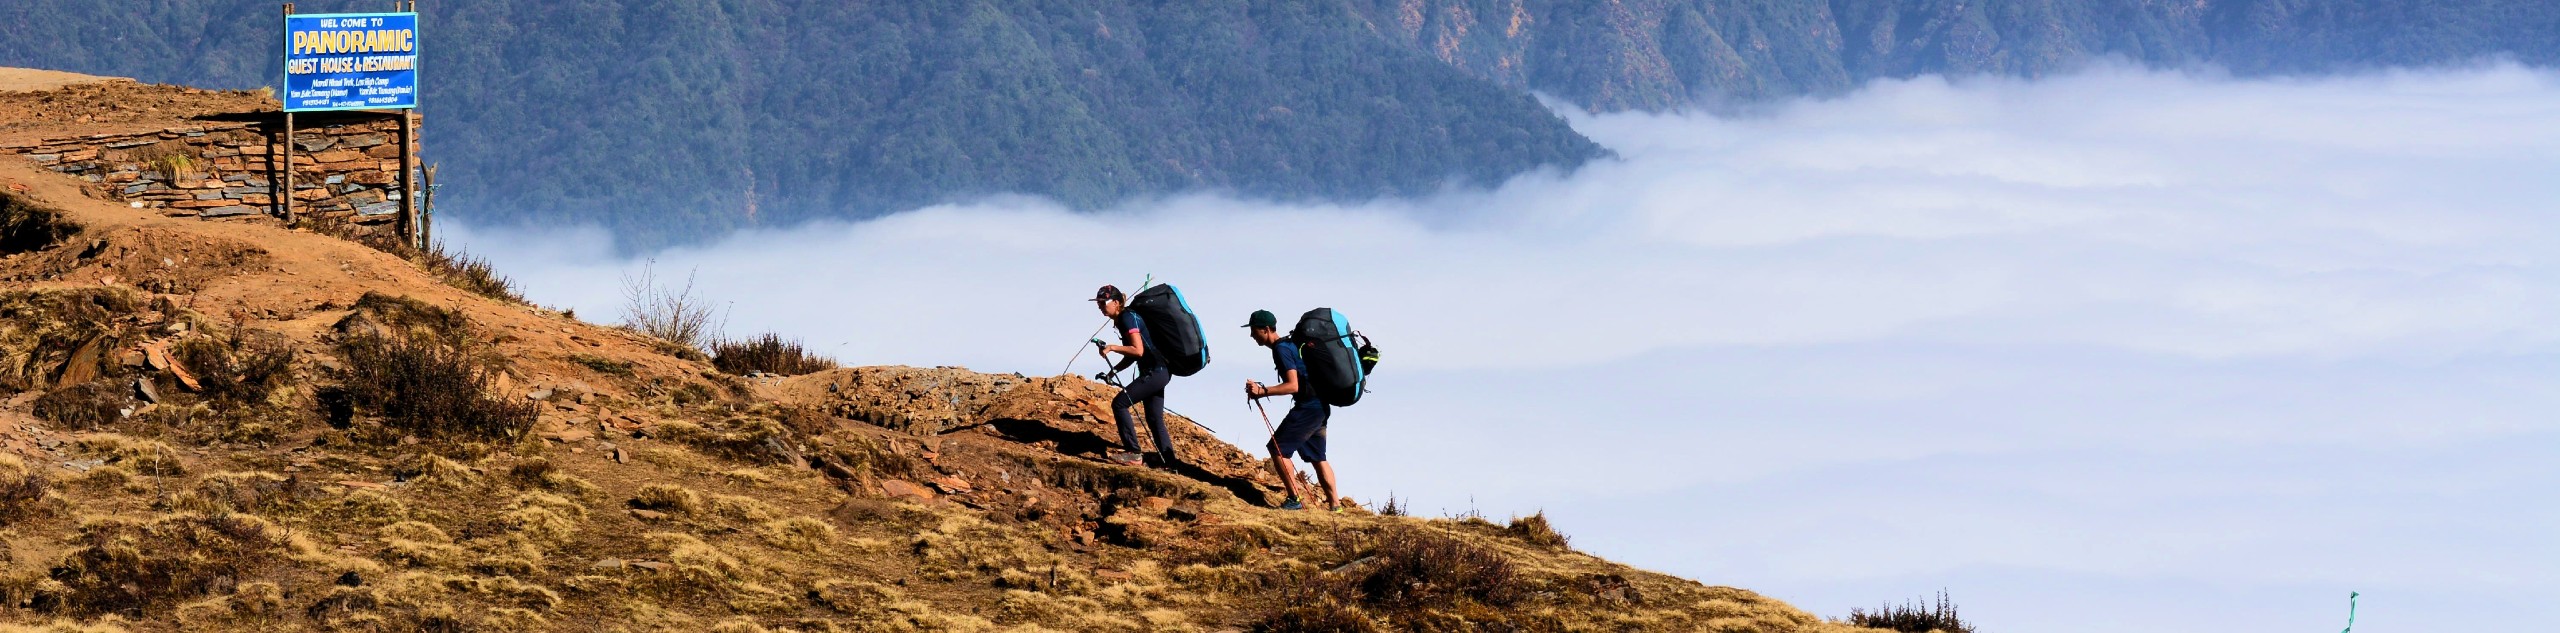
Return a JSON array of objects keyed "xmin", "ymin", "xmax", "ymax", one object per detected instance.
[
  {"xmin": 1271, "ymin": 341, "xmax": 1312, "ymax": 404},
  {"xmin": 1117, "ymin": 311, "xmax": 1164, "ymax": 371}
]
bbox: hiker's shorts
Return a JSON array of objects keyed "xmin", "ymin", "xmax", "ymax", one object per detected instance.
[{"xmin": 1271, "ymin": 400, "xmax": 1330, "ymax": 462}]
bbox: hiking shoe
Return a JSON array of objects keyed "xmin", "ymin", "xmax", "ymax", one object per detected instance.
[
  {"xmin": 1107, "ymin": 452, "xmax": 1146, "ymax": 467},
  {"xmin": 1279, "ymin": 497, "xmax": 1305, "ymax": 511}
]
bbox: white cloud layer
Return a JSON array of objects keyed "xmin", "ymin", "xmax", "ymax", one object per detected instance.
[{"xmin": 452, "ymin": 63, "xmax": 2560, "ymax": 632}]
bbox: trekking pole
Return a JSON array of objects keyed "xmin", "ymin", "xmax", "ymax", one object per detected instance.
[
  {"xmin": 1251, "ymin": 397, "xmax": 1276, "ymax": 437},
  {"xmin": 1059, "ymin": 325, "xmax": 1113, "ymax": 376},
  {"xmin": 1059, "ymin": 275, "xmax": 1152, "ymax": 376}
]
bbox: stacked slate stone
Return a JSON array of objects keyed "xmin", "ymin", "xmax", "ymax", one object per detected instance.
[{"xmin": 0, "ymin": 115, "xmax": 416, "ymax": 229}]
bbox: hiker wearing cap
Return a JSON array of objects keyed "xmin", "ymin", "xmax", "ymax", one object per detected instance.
[
  {"xmin": 1245, "ymin": 309, "xmax": 1340, "ymax": 511},
  {"xmin": 1093, "ymin": 285, "xmax": 1179, "ymax": 468}
]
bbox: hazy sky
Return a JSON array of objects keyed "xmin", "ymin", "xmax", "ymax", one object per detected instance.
[{"xmin": 453, "ymin": 63, "xmax": 2559, "ymax": 632}]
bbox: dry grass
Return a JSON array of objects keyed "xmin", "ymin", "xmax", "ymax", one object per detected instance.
[
  {"xmin": 1251, "ymin": 598, "xmax": 1379, "ymax": 633},
  {"xmin": 0, "ymin": 172, "xmax": 1906, "ymax": 633},
  {"xmin": 71, "ymin": 434, "xmax": 186, "ymax": 476},
  {"xmin": 501, "ymin": 491, "xmax": 586, "ymax": 546},
  {"xmin": 755, "ymin": 516, "xmax": 836, "ymax": 553},
  {"xmin": 0, "ymin": 619, "xmax": 133, "ymax": 633},
  {"xmin": 51, "ymin": 512, "xmax": 321, "ymax": 615},
  {"xmin": 505, "ymin": 458, "xmax": 600, "ymax": 497},
  {"xmin": 631, "ymin": 483, "xmax": 704, "ymax": 515},
  {"xmin": 652, "ymin": 416, "xmax": 799, "ymax": 465},
  {"xmin": 569, "ymin": 352, "xmax": 635, "ymax": 377},
  {"xmin": 172, "ymin": 471, "xmax": 302, "ymax": 515},
  {"xmin": 710, "ymin": 333, "xmax": 837, "ymax": 377}
]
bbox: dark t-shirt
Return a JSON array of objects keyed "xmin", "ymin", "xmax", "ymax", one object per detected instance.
[
  {"xmin": 1118, "ymin": 311, "xmax": 1164, "ymax": 371},
  {"xmin": 1271, "ymin": 341, "xmax": 1312, "ymax": 404}
]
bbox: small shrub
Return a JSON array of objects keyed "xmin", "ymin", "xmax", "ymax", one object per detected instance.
[
  {"xmin": 1342, "ymin": 527, "xmax": 1523, "ymax": 609},
  {"xmin": 710, "ymin": 333, "xmax": 837, "ymax": 377},
  {"xmin": 345, "ymin": 231, "xmax": 524, "ymax": 304},
  {"xmin": 620, "ymin": 261, "xmax": 722, "ymax": 352},
  {"xmin": 32, "ymin": 380, "xmax": 125, "ymax": 430},
  {"xmin": 1848, "ymin": 591, "xmax": 1977, "ymax": 633},
  {"xmin": 334, "ymin": 330, "xmax": 536, "ymax": 442},
  {"xmin": 416, "ymin": 239, "xmax": 524, "ymax": 304},
  {"xmin": 1503, "ymin": 512, "xmax": 1569, "ymax": 549},
  {"xmin": 175, "ymin": 334, "xmax": 293, "ymax": 406}
]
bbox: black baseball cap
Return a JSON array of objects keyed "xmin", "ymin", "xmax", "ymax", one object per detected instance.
[
  {"xmin": 1242, "ymin": 309, "xmax": 1277, "ymax": 329},
  {"xmin": 1092, "ymin": 285, "xmax": 1124, "ymax": 303}
]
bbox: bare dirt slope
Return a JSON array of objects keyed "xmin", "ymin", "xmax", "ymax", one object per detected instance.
[
  {"xmin": 0, "ymin": 71, "xmax": 273, "ymax": 146},
  {"xmin": 0, "ymin": 81, "xmax": 1897, "ymax": 633}
]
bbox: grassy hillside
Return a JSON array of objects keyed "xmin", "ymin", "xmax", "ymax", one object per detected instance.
[{"xmin": 0, "ymin": 106, "xmax": 1919, "ymax": 630}]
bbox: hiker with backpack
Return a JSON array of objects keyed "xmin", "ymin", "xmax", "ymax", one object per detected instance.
[
  {"xmin": 1093, "ymin": 284, "xmax": 1185, "ymax": 468},
  {"xmin": 1245, "ymin": 309, "xmax": 1342, "ymax": 511}
]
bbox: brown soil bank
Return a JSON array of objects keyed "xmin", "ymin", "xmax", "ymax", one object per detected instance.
[{"xmin": 0, "ymin": 76, "xmax": 1903, "ymax": 632}]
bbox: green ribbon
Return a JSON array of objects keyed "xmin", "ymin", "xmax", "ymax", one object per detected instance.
[{"xmin": 2340, "ymin": 591, "xmax": 2358, "ymax": 633}]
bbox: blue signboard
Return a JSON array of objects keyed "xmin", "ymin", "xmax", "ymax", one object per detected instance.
[{"xmin": 283, "ymin": 12, "xmax": 418, "ymax": 112}]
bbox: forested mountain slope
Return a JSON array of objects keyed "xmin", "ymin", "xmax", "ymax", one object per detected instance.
[
  {"xmin": 1352, "ymin": 0, "xmax": 2560, "ymax": 109},
  {"xmin": 1, "ymin": 0, "xmax": 2548, "ymax": 247}
]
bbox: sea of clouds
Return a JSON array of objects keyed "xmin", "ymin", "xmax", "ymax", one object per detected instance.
[{"xmin": 452, "ymin": 63, "xmax": 2559, "ymax": 632}]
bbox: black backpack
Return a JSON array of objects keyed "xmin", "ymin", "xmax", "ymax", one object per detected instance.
[
  {"xmin": 1291, "ymin": 308, "xmax": 1372, "ymax": 406},
  {"xmin": 1128, "ymin": 284, "xmax": 1210, "ymax": 376}
]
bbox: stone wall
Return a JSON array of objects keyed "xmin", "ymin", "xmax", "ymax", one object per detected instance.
[{"xmin": 0, "ymin": 111, "xmax": 418, "ymax": 232}]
